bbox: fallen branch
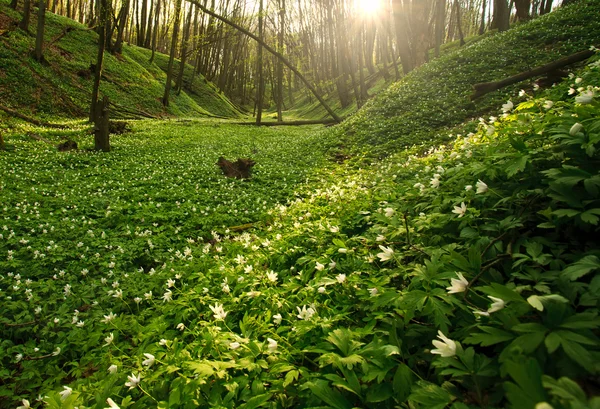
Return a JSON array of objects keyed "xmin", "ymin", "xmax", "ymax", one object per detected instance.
[
  {"xmin": 229, "ymin": 223, "xmax": 255, "ymax": 232},
  {"xmin": 0, "ymin": 105, "xmax": 66, "ymax": 128},
  {"xmin": 109, "ymin": 101, "xmax": 157, "ymax": 119},
  {"xmin": 471, "ymin": 48, "xmax": 596, "ymax": 100},
  {"xmin": 234, "ymin": 118, "xmax": 340, "ymax": 126}
]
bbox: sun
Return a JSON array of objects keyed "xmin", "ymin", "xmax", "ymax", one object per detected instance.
[{"xmin": 356, "ymin": 0, "xmax": 382, "ymax": 15}]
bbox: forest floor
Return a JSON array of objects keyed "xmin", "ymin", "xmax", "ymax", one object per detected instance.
[{"xmin": 1, "ymin": 1, "xmax": 600, "ymax": 409}]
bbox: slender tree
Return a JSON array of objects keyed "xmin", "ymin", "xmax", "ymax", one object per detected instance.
[
  {"xmin": 19, "ymin": 0, "xmax": 32, "ymax": 31},
  {"xmin": 163, "ymin": 0, "xmax": 182, "ymax": 107},
  {"xmin": 255, "ymin": 0, "xmax": 264, "ymax": 124},
  {"xmin": 33, "ymin": 0, "xmax": 46, "ymax": 62}
]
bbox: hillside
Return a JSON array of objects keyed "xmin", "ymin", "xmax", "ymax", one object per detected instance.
[
  {"xmin": 332, "ymin": 0, "xmax": 600, "ymax": 157},
  {"xmin": 0, "ymin": 0, "xmax": 241, "ymax": 119}
]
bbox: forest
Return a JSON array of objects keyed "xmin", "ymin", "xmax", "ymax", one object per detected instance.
[{"xmin": 0, "ymin": 0, "xmax": 599, "ymax": 408}]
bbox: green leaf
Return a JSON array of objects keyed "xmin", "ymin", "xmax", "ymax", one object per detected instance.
[
  {"xmin": 560, "ymin": 312, "xmax": 600, "ymax": 329},
  {"xmin": 504, "ymin": 358, "xmax": 547, "ymax": 409},
  {"xmin": 305, "ymin": 380, "xmax": 353, "ymax": 409},
  {"xmin": 408, "ymin": 381, "xmax": 453, "ymax": 409},
  {"xmin": 237, "ymin": 393, "xmax": 273, "ymax": 409},
  {"xmin": 544, "ymin": 332, "xmax": 561, "ymax": 354},
  {"xmin": 283, "ymin": 370, "xmax": 299, "ymax": 387},
  {"xmin": 365, "ymin": 383, "xmax": 393, "ymax": 403},
  {"xmin": 393, "ymin": 364, "xmax": 413, "ymax": 402},
  {"xmin": 542, "ymin": 376, "xmax": 587, "ymax": 403},
  {"xmin": 527, "ymin": 294, "xmax": 568, "ymax": 311},
  {"xmin": 562, "ymin": 255, "xmax": 600, "ymax": 281},
  {"xmin": 506, "ymin": 155, "xmax": 529, "ymax": 177},
  {"xmin": 464, "ymin": 326, "xmax": 514, "ymax": 346}
]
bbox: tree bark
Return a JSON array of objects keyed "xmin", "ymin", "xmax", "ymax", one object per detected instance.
[
  {"xmin": 454, "ymin": 0, "xmax": 465, "ymax": 46},
  {"xmin": 255, "ymin": 0, "xmax": 264, "ymax": 124},
  {"xmin": 471, "ymin": 48, "xmax": 595, "ymax": 99},
  {"xmin": 94, "ymin": 96, "xmax": 110, "ymax": 151},
  {"xmin": 434, "ymin": 0, "xmax": 446, "ymax": 57},
  {"xmin": 149, "ymin": 0, "xmax": 160, "ymax": 63},
  {"xmin": 276, "ymin": 0, "xmax": 284, "ymax": 122},
  {"xmin": 90, "ymin": 0, "xmax": 108, "ymax": 121},
  {"xmin": 514, "ymin": 0, "xmax": 531, "ymax": 20},
  {"xmin": 185, "ymin": 0, "xmax": 341, "ymax": 122},
  {"xmin": 0, "ymin": 132, "xmax": 4, "ymax": 150},
  {"xmin": 176, "ymin": 3, "xmax": 193, "ymax": 94},
  {"xmin": 162, "ymin": 0, "xmax": 182, "ymax": 107},
  {"xmin": 111, "ymin": 0, "xmax": 129, "ymax": 54},
  {"xmin": 479, "ymin": 0, "xmax": 487, "ymax": 34},
  {"xmin": 19, "ymin": 0, "xmax": 32, "ymax": 31},
  {"xmin": 34, "ymin": 0, "xmax": 46, "ymax": 62},
  {"xmin": 492, "ymin": 0, "xmax": 510, "ymax": 31}
]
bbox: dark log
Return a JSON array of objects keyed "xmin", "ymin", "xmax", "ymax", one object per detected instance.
[
  {"xmin": 471, "ymin": 49, "xmax": 595, "ymax": 100},
  {"xmin": 57, "ymin": 140, "xmax": 78, "ymax": 151},
  {"xmin": 94, "ymin": 96, "xmax": 110, "ymax": 152},
  {"xmin": 234, "ymin": 118, "xmax": 340, "ymax": 126},
  {"xmin": 216, "ymin": 157, "xmax": 255, "ymax": 179},
  {"xmin": 0, "ymin": 104, "xmax": 65, "ymax": 128}
]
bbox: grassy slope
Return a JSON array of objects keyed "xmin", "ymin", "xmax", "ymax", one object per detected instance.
[
  {"xmin": 332, "ymin": 0, "xmax": 600, "ymax": 157},
  {"xmin": 0, "ymin": 0, "xmax": 240, "ymax": 119}
]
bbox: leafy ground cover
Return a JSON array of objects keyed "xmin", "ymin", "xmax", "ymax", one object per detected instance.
[
  {"xmin": 1, "ymin": 52, "xmax": 599, "ymax": 409},
  {"xmin": 333, "ymin": 0, "xmax": 600, "ymax": 158},
  {"xmin": 0, "ymin": 0, "xmax": 240, "ymax": 119}
]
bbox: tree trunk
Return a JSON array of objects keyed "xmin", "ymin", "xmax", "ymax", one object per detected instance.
[
  {"xmin": 514, "ymin": 0, "xmax": 531, "ymax": 20},
  {"xmin": 162, "ymin": 0, "xmax": 182, "ymax": 107},
  {"xmin": 186, "ymin": 0, "xmax": 341, "ymax": 122},
  {"xmin": 111, "ymin": 0, "xmax": 129, "ymax": 54},
  {"xmin": 276, "ymin": 0, "xmax": 284, "ymax": 122},
  {"xmin": 34, "ymin": 0, "xmax": 46, "ymax": 62},
  {"xmin": 90, "ymin": 0, "xmax": 108, "ymax": 121},
  {"xmin": 492, "ymin": 0, "xmax": 510, "ymax": 31},
  {"xmin": 176, "ymin": 3, "xmax": 193, "ymax": 94},
  {"xmin": 19, "ymin": 0, "xmax": 32, "ymax": 31},
  {"xmin": 149, "ymin": 0, "xmax": 160, "ymax": 63},
  {"xmin": 144, "ymin": 0, "xmax": 153, "ymax": 47},
  {"xmin": 434, "ymin": 0, "xmax": 446, "ymax": 57},
  {"xmin": 392, "ymin": 0, "xmax": 414, "ymax": 74},
  {"xmin": 255, "ymin": 0, "xmax": 264, "ymax": 124},
  {"xmin": 455, "ymin": 0, "xmax": 465, "ymax": 46},
  {"xmin": 139, "ymin": 0, "xmax": 147, "ymax": 46},
  {"xmin": 94, "ymin": 96, "xmax": 110, "ymax": 152},
  {"xmin": 479, "ymin": 0, "xmax": 487, "ymax": 34},
  {"xmin": 10, "ymin": 0, "xmax": 18, "ymax": 10}
]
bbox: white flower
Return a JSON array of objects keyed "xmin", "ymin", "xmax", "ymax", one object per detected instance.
[
  {"xmin": 465, "ymin": 185, "xmax": 473, "ymax": 191},
  {"xmin": 318, "ymin": 286, "xmax": 326, "ymax": 293},
  {"xmin": 543, "ymin": 100, "xmax": 554, "ymax": 109},
  {"xmin": 296, "ymin": 305, "xmax": 315, "ymax": 320},
  {"xmin": 159, "ymin": 339, "xmax": 168, "ymax": 346},
  {"xmin": 104, "ymin": 332, "xmax": 114, "ymax": 346},
  {"xmin": 166, "ymin": 278, "xmax": 175, "ymax": 288},
  {"xmin": 266, "ymin": 271, "xmax": 278, "ymax": 283},
  {"xmin": 519, "ymin": 89, "xmax": 527, "ymax": 97},
  {"xmin": 430, "ymin": 330, "xmax": 457, "ymax": 357},
  {"xmin": 501, "ymin": 100, "xmax": 514, "ymax": 112},
  {"xmin": 488, "ymin": 296, "xmax": 505, "ymax": 313},
  {"xmin": 376, "ymin": 245, "xmax": 394, "ymax": 262},
  {"xmin": 273, "ymin": 313, "xmax": 282, "ymax": 325},
  {"xmin": 533, "ymin": 83, "xmax": 540, "ymax": 91},
  {"xmin": 452, "ymin": 202, "xmax": 467, "ymax": 218},
  {"xmin": 17, "ymin": 399, "xmax": 31, "ymax": 409},
  {"xmin": 430, "ymin": 177, "xmax": 440, "ymax": 188},
  {"xmin": 162, "ymin": 290, "xmax": 172, "ymax": 302},
  {"xmin": 102, "ymin": 312, "xmax": 117, "ymax": 323},
  {"xmin": 446, "ymin": 272, "xmax": 469, "ymax": 294},
  {"xmin": 267, "ymin": 338, "xmax": 278, "ymax": 353},
  {"xmin": 108, "ymin": 364, "xmax": 118, "ymax": 374},
  {"xmin": 568, "ymin": 87, "xmax": 576, "ymax": 95},
  {"xmin": 59, "ymin": 386, "xmax": 73, "ymax": 401},
  {"xmin": 384, "ymin": 207, "xmax": 395, "ymax": 217},
  {"xmin": 210, "ymin": 303, "xmax": 227, "ymax": 321},
  {"xmin": 329, "ymin": 226, "xmax": 339, "ymax": 233},
  {"xmin": 125, "ymin": 373, "xmax": 141, "ymax": 389},
  {"xmin": 368, "ymin": 288, "xmax": 378, "ymax": 297},
  {"xmin": 315, "ymin": 262, "xmax": 325, "ymax": 271},
  {"xmin": 336, "ymin": 274, "xmax": 346, "ymax": 284},
  {"xmin": 570, "ymin": 122, "xmax": 583, "ymax": 136},
  {"xmin": 575, "ymin": 77, "xmax": 583, "ymax": 84},
  {"xmin": 176, "ymin": 323, "xmax": 185, "ymax": 331},
  {"xmin": 229, "ymin": 341, "xmax": 241, "ymax": 350},
  {"xmin": 15, "ymin": 353, "xmax": 23, "ymax": 362},
  {"xmin": 105, "ymin": 398, "xmax": 120, "ymax": 409},
  {"xmin": 575, "ymin": 90, "xmax": 593, "ymax": 104},
  {"xmin": 76, "ymin": 320, "xmax": 85, "ymax": 328},
  {"xmin": 142, "ymin": 353, "xmax": 155, "ymax": 367},
  {"xmin": 476, "ymin": 180, "xmax": 488, "ymax": 194},
  {"xmin": 144, "ymin": 291, "xmax": 152, "ymax": 299}
]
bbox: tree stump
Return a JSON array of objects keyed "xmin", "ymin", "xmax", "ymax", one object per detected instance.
[
  {"xmin": 94, "ymin": 96, "xmax": 110, "ymax": 152},
  {"xmin": 216, "ymin": 157, "xmax": 256, "ymax": 179},
  {"xmin": 57, "ymin": 140, "xmax": 78, "ymax": 152}
]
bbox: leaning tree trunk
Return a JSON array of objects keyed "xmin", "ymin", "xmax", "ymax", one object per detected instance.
[
  {"xmin": 90, "ymin": 0, "xmax": 108, "ymax": 121},
  {"xmin": 162, "ymin": 0, "xmax": 182, "ymax": 107},
  {"xmin": 186, "ymin": 0, "xmax": 341, "ymax": 122},
  {"xmin": 94, "ymin": 96, "xmax": 110, "ymax": 152},
  {"xmin": 33, "ymin": 0, "xmax": 46, "ymax": 63}
]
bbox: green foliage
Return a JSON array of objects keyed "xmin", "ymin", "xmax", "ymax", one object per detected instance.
[{"xmin": 0, "ymin": 0, "xmax": 240, "ymax": 119}]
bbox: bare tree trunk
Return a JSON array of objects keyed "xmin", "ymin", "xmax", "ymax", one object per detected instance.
[
  {"xmin": 149, "ymin": 0, "xmax": 160, "ymax": 63},
  {"xmin": 19, "ymin": 0, "xmax": 32, "ymax": 31},
  {"xmin": 162, "ymin": 0, "xmax": 182, "ymax": 107},
  {"xmin": 34, "ymin": 0, "xmax": 46, "ymax": 62},
  {"xmin": 492, "ymin": 0, "xmax": 510, "ymax": 31},
  {"xmin": 392, "ymin": 0, "xmax": 414, "ymax": 74},
  {"xmin": 139, "ymin": 0, "xmax": 147, "ymax": 46},
  {"xmin": 255, "ymin": 0, "xmax": 264, "ymax": 124},
  {"xmin": 111, "ymin": 0, "xmax": 129, "ymax": 54},
  {"xmin": 479, "ymin": 0, "xmax": 487, "ymax": 34},
  {"xmin": 0, "ymin": 132, "xmax": 5, "ymax": 150},
  {"xmin": 90, "ymin": 0, "xmax": 108, "ymax": 121},
  {"xmin": 455, "ymin": 0, "xmax": 465, "ymax": 46},
  {"xmin": 144, "ymin": 0, "xmax": 153, "ymax": 47},
  {"xmin": 276, "ymin": 0, "xmax": 284, "ymax": 121},
  {"xmin": 514, "ymin": 0, "xmax": 531, "ymax": 20},
  {"xmin": 94, "ymin": 96, "xmax": 110, "ymax": 151},
  {"xmin": 434, "ymin": 0, "xmax": 446, "ymax": 57},
  {"xmin": 186, "ymin": 0, "xmax": 341, "ymax": 122},
  {"xmin": 176, "ymin": 3, "xmax": 193, "ymax": 94}
]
